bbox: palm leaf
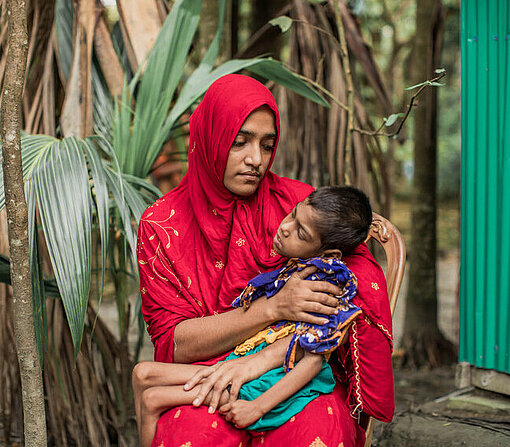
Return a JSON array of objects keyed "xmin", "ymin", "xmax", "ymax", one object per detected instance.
[
  {"xmin": 26, "ymin": 181, "xmax": 47, "ymax": 366},
  {"xmin": 31, "ymin": 138, "xmax": 92, "ymax": 357},
  {"xmin": 81, "ymin": 138, "xmax": 110, "ymax": 311},
  {"xmin": 112, "ymin": 0, "xmax": 202, "ymax": 178}
]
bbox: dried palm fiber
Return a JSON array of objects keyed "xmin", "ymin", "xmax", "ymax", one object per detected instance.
[{"xmin": 272, "ymin": 0, "xmax": 392, "ymax": 215}]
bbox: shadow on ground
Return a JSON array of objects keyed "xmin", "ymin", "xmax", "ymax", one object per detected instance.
[{"xmin": 374, "ymin": 366, "xmax": 510, "ymax": 446}]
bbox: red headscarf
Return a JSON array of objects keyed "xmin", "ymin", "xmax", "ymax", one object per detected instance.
[{"xmin": 137, "ymin": 74, "xmax": 313, "ymax": 362}]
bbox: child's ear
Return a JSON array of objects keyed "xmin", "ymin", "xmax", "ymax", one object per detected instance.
[{"xmin": 319, "ymin": 248, "xmax": 342, "ymax": 258}]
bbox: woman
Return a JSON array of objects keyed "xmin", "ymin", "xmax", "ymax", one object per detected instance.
[{"xmin": 137, "ymin": 74, "xmax": 394, "ymax": 446}]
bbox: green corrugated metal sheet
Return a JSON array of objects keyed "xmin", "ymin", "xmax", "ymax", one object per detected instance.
[{"xmin": 460, "ymin": 0, "xmax": 510, "ymax": 374}]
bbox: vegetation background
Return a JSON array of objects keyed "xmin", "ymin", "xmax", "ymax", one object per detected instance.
[{"xmin": 0, "ymin": 0, "xmax": 460, "ymax": 445}]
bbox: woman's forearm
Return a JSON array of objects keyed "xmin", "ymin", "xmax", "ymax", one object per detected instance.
[{"xmin": 173, "ymin": 297, "xmax": 277, "ymax": 363}]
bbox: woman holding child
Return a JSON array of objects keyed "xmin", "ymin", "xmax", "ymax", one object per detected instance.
[{"xmin": 136, "ymin": 74, "xmax": 394, "ymax": 446}]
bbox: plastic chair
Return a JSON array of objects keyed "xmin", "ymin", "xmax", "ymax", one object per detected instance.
[{"xmin": 362, "ymin": 213, "xmax": 406, "ymax": 446}]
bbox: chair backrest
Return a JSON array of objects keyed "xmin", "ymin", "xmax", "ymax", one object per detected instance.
[
  {"xmin": 363, "ymin": 213, "xmax": 406, "ymax": 446},
  {"xmin": 364, "ymin": 213, "xmax": 406, "ymax": 316}
]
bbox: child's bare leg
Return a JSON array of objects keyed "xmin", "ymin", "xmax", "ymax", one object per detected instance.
[
  {"xmin": 132, "ymin": 362, "xmax": 208, "ymax": 439},
  {"xmin": 140, "ymin": 384, "xmax": 230, "ymax": 447}
]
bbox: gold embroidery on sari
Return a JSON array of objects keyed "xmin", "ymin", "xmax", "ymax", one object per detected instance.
[
  {"xmin": 174, "ymin": 409, "xmax": 181, "ymax": 418},
  {"xmin": 139, "ymin": 210, "xmax": 181, "ymax": 286},
  {"xmin": 327, "ymin": 406, "xmax": 333, "ymax": 415},
  {"xmin": 212, "ymin": 420, "xmax": 218, "ymax": 428},
  {"xmin": 351, "ymin": 320, "xmax": 363, "ymax": 415},
  {"xmin": 309, "ymin": 437, "xmax": 327, "ymax": 447}
]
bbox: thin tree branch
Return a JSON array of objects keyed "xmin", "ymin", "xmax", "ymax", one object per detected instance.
[{"xmin": 353, "ymin": 71, "xmax": 446, "ymax": 137}]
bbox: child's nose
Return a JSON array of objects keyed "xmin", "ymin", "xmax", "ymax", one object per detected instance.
[{"xmin": 281, "ymin": 223, "xmax": 291, "ymax": 236}]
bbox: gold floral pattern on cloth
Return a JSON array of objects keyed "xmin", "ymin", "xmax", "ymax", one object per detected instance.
[
  {"xmin": 174, "ymin": 409, "xmax": 181, "ymax": 419},
  {"xmin": 138, "ymin": 209, "xmax": 181, "ymax": 284},
  {"xmin": 215, "ymin": 261, "xmax": 224, "ymax": 270},
  {"xmin": 179, "ymin": 442, "xmax": 191, "ymax": 447},
  {"xmin": 212, "ymin": 208, "xmax": 218, "ymax": 216},
  {"xmin": 270, "ymin": 249, "xmax": 278, "ymax": 257},
  {"xmin": 327, "ymin": 406, "xmax": 333, "ymax": 415},
  {"xmin": 212, "ymin": 420, "xmax": 218, "ymax": 429},
  {"xmin": 371, "ymin": 282, "xmax": 380, "ymax": 290},
  {"xmin": 290, "ymin": 416, "xmax": 296, "ymax": 422},
  {"xmin": 338, "ymin": 443, "xmax": 345, "ymax": 447},
  {"xmin": 236, "ymin": 238, "xmax": 246, "ymax": 246},
  {"xmin": 309, "ymin": 437, "xmax": 327, "ymax": 447}
]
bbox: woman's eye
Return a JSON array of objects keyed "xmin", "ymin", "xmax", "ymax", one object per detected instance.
[
  {"xmin": 297, "ymin": 228, "xmax": 304, "ymax": 240},
  {"xmin": 233, "ymin": 140, "xmax": 246, "ymax": 147},
  {"xmin": 263, "ymin": 144, "xmax": 275, "ymax": 152}
]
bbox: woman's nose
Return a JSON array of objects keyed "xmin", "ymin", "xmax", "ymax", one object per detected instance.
[{"xmin": 245, "ymin": 143, "xmax": 262, "ymax": 168}]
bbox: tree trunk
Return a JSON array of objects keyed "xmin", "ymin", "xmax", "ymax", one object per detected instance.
[
  {"xmin": 243, "ymin": 0, "xmax": 287, "ymax": 59},
  {"xmin": 0, "ymin": 0, "xmax": 47, "ymax": 445},
  {"xmin": 401, "ymin": 0, "xmax": 456, "ymax": 367}
]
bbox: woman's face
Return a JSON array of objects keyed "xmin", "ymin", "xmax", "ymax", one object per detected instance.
[{"xmin": 223, "ymin": 106, "xmax": 276, "ymax": 196}]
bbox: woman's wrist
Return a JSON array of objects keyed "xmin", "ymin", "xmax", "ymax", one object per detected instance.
[{"xmin": 249, "ymin": 293, "xmax": 279, "ymax": 324}]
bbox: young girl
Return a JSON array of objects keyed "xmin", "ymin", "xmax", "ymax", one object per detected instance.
[{"xmin": 133, "ymin": 186, "xmax": 373, "ymax": 446}]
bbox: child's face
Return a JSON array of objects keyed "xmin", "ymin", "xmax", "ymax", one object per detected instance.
[{"xmin": 273, "ymin": 200, "xmax": 323, "ymax": 259}]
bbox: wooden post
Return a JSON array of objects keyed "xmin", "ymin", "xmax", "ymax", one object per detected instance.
[{"xmin": 0, "ymin": 0, "xmax": 47, "ymax": 445}]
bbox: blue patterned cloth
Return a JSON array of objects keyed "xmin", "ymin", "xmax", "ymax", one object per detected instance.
[{"xmin": 232, "ymin": 257, "xmax": 362, "ymax": 371}]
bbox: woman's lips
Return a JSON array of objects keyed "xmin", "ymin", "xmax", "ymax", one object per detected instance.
[{"xmin": 238, "ymin": 171, "xmax": 260, "ymax": 180}]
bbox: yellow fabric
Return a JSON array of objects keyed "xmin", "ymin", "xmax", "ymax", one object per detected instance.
[{"xmin": 233, "ymin": 323, "xmax": 296, "ymax": 355}]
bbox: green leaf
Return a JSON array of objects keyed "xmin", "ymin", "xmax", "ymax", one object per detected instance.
[
  {"xmin": 81, "ymin": 138, "xmax": 110, "ymax": 312},
  {"xmin": 31, "ymin": 137, "xmax": 92, "ymax": 358},
  {"xmin": 244, "ymin": 59, "xmax": 329, "ymax": 107},
  {"xmin": 113, "ymin": 0, "xmax": 202, "ymax": 178},
  {"xmin": 269, "ymin": 16, "xmax": 293, "ymax": 33},
  {"xmin": 429, "ymin": 82, "xmax": 445, "ymax": 87},
  {"xmin": 434, "ymin": 68, "xmax": 446, "ymax": 74},
  {"xmin": 55, "ymin": 0, "xmax": 73, "ymax": 81},
  {"xmin": 168, "ymin": 57, "xmax": 329, "ymax": 134},
  {"xmin": 26, "ymin": 181, "xmax": 48, "ymax": 368},
  {"xmin": 384, "ymin": 113, "xmax": 404, "ymax": 127},
  {"xmin": 405, "ymin": 81, "xmax": 428, "ymax": 91}
]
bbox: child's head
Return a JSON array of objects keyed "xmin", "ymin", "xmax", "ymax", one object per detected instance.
[{"xmin": 272, "ymin": 186, "xmax": 372, "ymax": 259}]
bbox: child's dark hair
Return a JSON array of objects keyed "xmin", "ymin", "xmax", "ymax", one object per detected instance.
[{"xmin": 307, "ymin": 186, "xmax": 372, "ymax": 255}]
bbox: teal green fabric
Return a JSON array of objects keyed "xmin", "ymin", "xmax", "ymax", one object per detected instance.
[{"xmin": 225, "ymin": 342, "xmax": 335, "ymax": 431}]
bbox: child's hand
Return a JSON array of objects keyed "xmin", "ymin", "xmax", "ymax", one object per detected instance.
[{"xmin": 219, "ymin": 400, "xmax": 263, "ymax": 429}]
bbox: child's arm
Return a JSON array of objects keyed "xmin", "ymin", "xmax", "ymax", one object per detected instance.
[{"xmin": 219, "ymin": 350, "xmax": 323, "ymax": 428}]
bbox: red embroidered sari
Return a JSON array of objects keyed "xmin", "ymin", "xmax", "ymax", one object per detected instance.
[{"xmin": 137, "ymin": 74, "xmax": 393, "ymax": 446}]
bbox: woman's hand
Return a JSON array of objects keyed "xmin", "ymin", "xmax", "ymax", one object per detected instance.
[
  {"xmin": 184, "ymin": 356, "xmax": 262, "ymax": 413},
  {"xmin": 219, "ymin": 400, "xmax": 263, "ymax": 429},
  {"xmin": 268, "ymin": 266, "xmax": 341, "ymax": 325}
]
